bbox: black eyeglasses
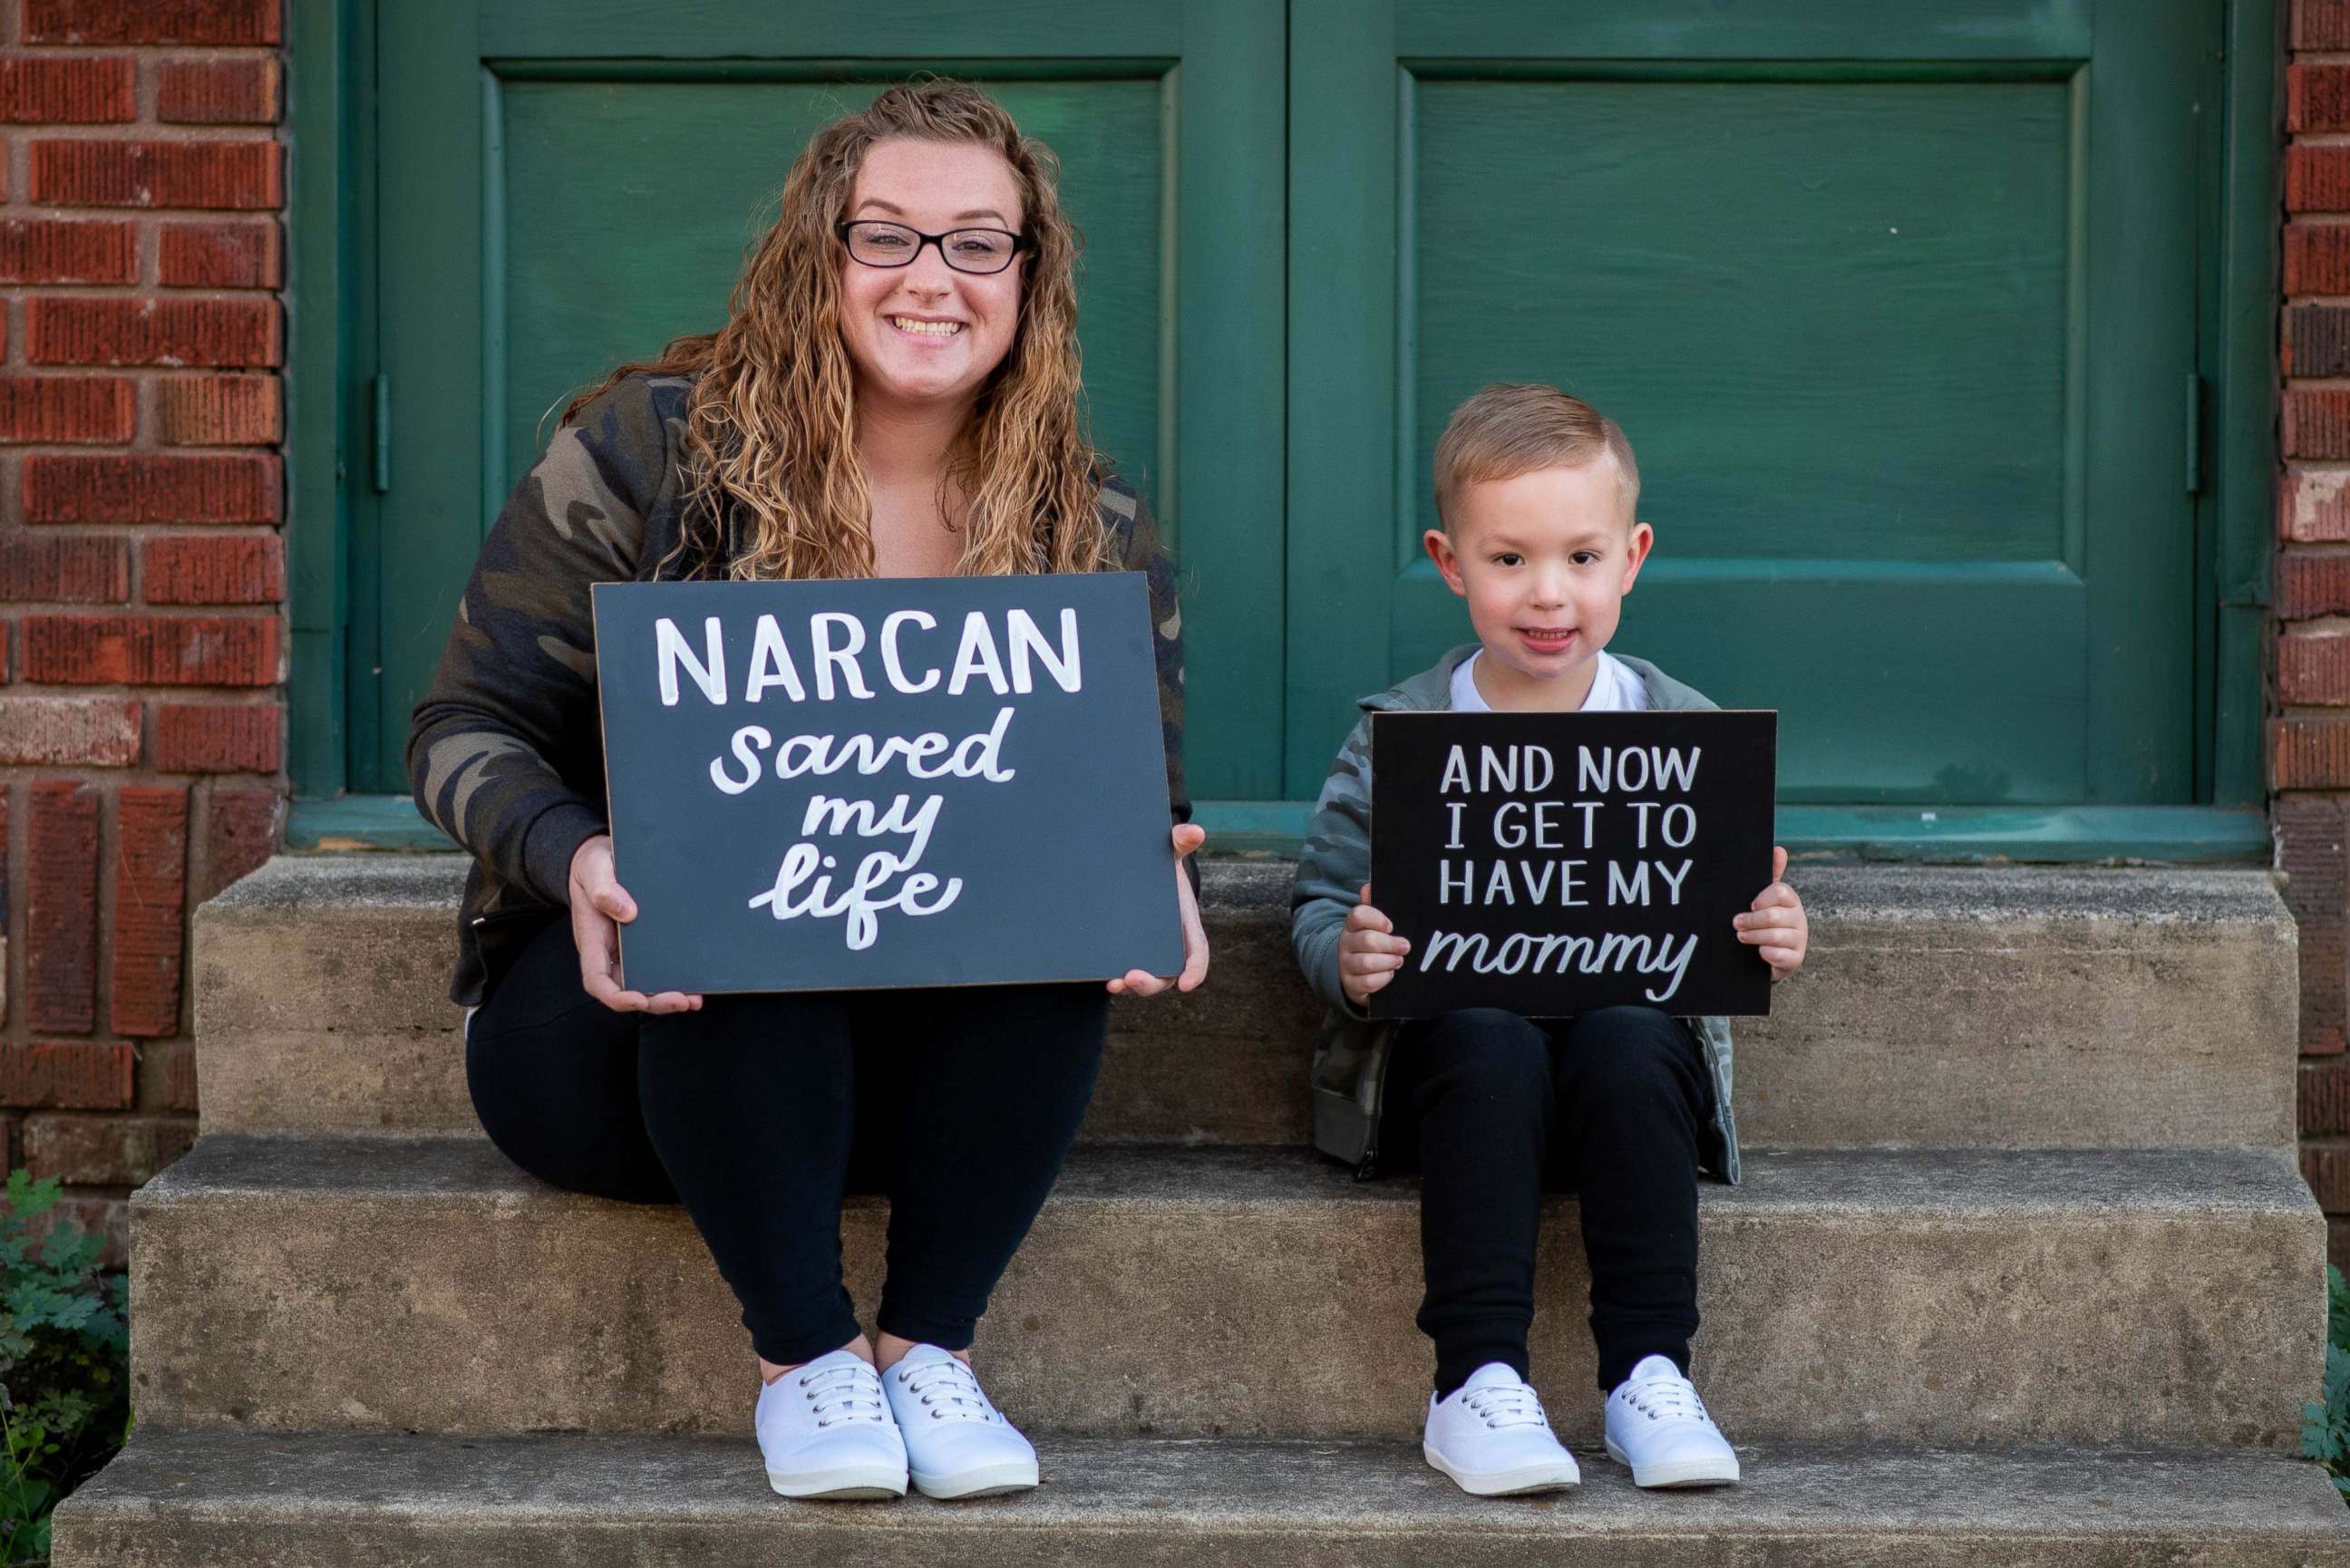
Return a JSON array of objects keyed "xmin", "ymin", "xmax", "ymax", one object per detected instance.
[{"xmin": 835, "ymin": 220, "xmax": 1029, "ymax": 276}]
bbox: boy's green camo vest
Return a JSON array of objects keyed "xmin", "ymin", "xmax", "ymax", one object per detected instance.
[{"xmin": 1289, "ymin": 644, "xmax": 1743, "ymax": 1185}]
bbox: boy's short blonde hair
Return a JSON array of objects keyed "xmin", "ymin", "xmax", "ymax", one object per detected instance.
[{"xmin": 1432, "ymin": 382, "xmax": 1640, "ymax": 529}]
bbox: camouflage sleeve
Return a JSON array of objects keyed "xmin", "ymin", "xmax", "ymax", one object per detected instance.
[
  {"xmin": 405, "ymin": 376, "xmax": 675, "ymax": 905},
  {"xmin": 1290, "ymin": 712, "xmax": 1375, "ymax": 1017},
  {"xmin": 1105, "ymin": 480, "xmax": 1190, "ymax": 835}
]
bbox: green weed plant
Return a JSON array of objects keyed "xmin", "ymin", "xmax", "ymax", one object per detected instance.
[
  {"xmin": 0, "ymin": 1171, "xmax": 131, "ymax": 1566},
  {"xmin": 2304, "ymin": 1263, "xmax": 2350, "ymax": 1501}
]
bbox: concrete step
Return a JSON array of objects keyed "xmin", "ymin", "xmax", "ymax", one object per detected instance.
[
  {"xmin": 128, "ymin": 1136, "xmax": 2319, "ymax": 1447},
  {"xmin": 196, "ymin": 855, "xmax": 2297, "ymax": 1151},
  {"xmin": 53, "ymin": 1428, "xmax": 2350, "ymax": 1567}
]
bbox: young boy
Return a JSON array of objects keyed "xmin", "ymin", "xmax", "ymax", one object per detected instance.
[{"xmin": 1290, "ymin": 383, "xmax": 1809, "ymax": 1496}]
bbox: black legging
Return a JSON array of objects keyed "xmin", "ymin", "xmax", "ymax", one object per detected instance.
[
  {"xmin": 463, "ymin": 910, "xmax": 1109, "ymax": 1366},
  {"xmin": 1379, "ymin": 1005, "xmax": 1714, "ymax": 1398}
]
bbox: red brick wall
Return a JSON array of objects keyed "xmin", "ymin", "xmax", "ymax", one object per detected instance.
[{"xmin": 0, "ymin": 0, "xmax": 284, "ymax": 1262}]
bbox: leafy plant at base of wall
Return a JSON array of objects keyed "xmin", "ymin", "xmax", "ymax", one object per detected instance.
[
  {"xmin": 2302, "ymin": 1263, "xmax": 2350, "ymax": 1501},
  {"xmin": 0, "ymin": 1171, "xmax": 131, "ymax": 1566}
]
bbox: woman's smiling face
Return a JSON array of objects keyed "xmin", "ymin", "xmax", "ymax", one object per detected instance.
[{"xmin": 837, "ymin": 137, "xmax": 1027, "ymax": 417}]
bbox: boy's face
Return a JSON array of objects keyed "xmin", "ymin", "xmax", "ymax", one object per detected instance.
[{"xmin": 1424, "ymin": 458, "xmax": 1653, "ymax": 707}]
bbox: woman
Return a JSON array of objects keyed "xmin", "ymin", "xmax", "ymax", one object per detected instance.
[{"xmin": 407, "ymin": 79, "xmax": 1208, "ymax": 1504}]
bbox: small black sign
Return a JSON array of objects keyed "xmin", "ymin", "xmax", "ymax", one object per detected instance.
[
  {"xmin": 1368, "ymin": 710, "xmax": 1778, "ymax": 1019},
  {"xmin": 591, "ymin": 574, "xmax": 1185, "ymax": 995}
]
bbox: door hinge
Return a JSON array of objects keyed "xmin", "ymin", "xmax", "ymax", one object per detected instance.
[
  {"xmin": 2184, "ymin": 372, "xmax": 2205, "ymax": 495},
  {"xmin": 370, "ymin": 372, "xmax": 392, "ymax": 494}
]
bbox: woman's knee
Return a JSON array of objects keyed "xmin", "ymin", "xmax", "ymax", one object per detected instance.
[
  {"xmin": 467, "ymin": 1008, "xmax": 675, "ymax": 1205},
  {"xmin": 473, "ymin": 1093, "xmax": 675, "ymax": 1205}
]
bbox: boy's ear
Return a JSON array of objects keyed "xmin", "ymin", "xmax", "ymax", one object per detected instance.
[
  {"xmin": 1619, "ymin": 520, "xmax": 1655, "ymax": 594},
  {"xmin": 1423, "ymin": 528, "xmax": 1468, "ymax": 597}
]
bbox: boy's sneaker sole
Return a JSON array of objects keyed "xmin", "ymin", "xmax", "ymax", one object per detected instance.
[
  {"xmin": 1422, "ymin": 1443, "xmax": 1581, "ymax": 1497},
  {"xmin": 1603, "ymin": 1437, "xmax": 1740, "ymax": 1489},
  {"xmin": 910, "ymin": 1457, "xmax": 1041, "ymax": 1501},
  {"xmin": 765, "ymin": 1464, "xmax": 908, "ymax": 1502}
]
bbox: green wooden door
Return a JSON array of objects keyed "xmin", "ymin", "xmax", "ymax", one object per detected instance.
[
  {"xmin": 361, "ymin": 1, "xmax": 2228, "ymax": 828},
  {"xmin": 362, "ymin": 0, "xmax": 1283, "ymax": 797},
  {"xmin": 1287, "ymin": 0, "xmax": 2213, "ymax": 805}
]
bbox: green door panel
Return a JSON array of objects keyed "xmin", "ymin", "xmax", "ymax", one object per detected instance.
[
  {"xmin": 363, "ymin": 0, "xmax": 2227, "ymax": 825},
  {"xmin": 497, "ymin": 76, "xmax": 1164, "ymax": 516},
  {"xmin": 366, "ymin": 0, "xmax": 1283, "ymax": 798},
  {"xmin": 1287, "ymin": 0, "xmax": 2210, "ymax": 806}
]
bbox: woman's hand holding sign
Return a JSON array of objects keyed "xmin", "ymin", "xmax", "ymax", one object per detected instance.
[
  {"xmin": 1107, "ymin": 824, "xmax": 1211, "ymax": 997},
  {"xmin": 1338, "ymin": 884, "xmax": 1412, "ymax": 1010},
  {"xmin": 569, "ymin": 833, "xmax": 705, "ymax": 1015},
  {"xmin": 1734, "ymin": 845, "xmax": 1808, "ymax": 982}
]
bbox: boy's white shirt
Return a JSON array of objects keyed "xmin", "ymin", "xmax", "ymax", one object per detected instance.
[{"xmin": 1449, "ymin": 647, "xmax": 1650, "ymax": 715}]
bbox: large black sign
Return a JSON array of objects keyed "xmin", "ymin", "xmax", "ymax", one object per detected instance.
[
  {"xmin": 1368, "ymin": 710, "xmax": 1777, "ymax": 1019},
  {"xmin": 591, "ymin": 574, "xmax": 1185, "ymax": 995}
]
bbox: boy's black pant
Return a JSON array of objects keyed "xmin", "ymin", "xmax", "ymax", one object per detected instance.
[
  {"xmin": 1380, "ymin": 1004, "xmax": 1714, "ymax": 1399},
  {"xmin": 463, "ymin": 911, "xmax": 1108, "ymax": 1367}
]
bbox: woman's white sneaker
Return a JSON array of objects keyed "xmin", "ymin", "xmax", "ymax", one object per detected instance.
[
  {"xmin": 881, "ymin": 1344, "xmax": 1040, "ymax": 1499},
  {"xmin": 1421, "ymin": 1362, "xmax": 1581, "ymax": 1496},
  {"xmin": 1603, "ymin": 1355, "xmax": 1741, "ymax": 1488},
  {"xmin": 754, "ymin": 1349, "xmax": 908, "ymax": 1500}
]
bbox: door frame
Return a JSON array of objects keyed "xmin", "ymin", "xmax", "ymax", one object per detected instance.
[{"xmin": 286, "ymin": 0, "xmax": 2281, "ymax": 860}]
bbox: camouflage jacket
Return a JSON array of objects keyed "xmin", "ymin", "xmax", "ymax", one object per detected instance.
[
  {"xmin": 408, "ymin": 373, "xmax": 1191, "ymax": 1005},
  {"xmin": 1289, "ymin": 643, "xmax": 1743, "ymax": 1185}
]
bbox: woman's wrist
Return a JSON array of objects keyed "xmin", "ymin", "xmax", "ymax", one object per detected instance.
[{"xmin": 520, "ymin": 800, "xmax": 610, "ymax": 905}]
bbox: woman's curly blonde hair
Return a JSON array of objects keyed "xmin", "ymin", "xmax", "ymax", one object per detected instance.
[{"xmin": 564, "ymin": 77, "xmax": 1109, "ymax": 580}]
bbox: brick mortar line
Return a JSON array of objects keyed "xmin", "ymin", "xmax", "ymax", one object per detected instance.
[
  {"xmin": 5, "ymin": 779, "xmax": 20, "ymax": 1054},
  {"xmin": 0, "ymin": 688, "xmax": 281, "ymax": 702},
  {"xmin": 3, "ymin": 195, "xmax": 286, "ymax": 212},
  {"xmin": 0, "ymin": 368, "xmax": 272, "ymax": 377},
  {"xmin": 0, "ymin": 216, "xmax": 284, "ymax": 229},
  {"xmin": 12, "ymin": 123, "xmax": 279, "ymax": 137},
  {"xmin": 0, "ymin": 597, "xmax": 286, "ymax": 613},
  {"xmin": 0, "ymin": 530, "xmax": 287, "ymax": 541},
  {"xmin": 3, "ymin": 286, "xmax": 287, "ymax": 301},
  {"xmin": 7, "ymin": 42, "xmax": 278, "ymax": 55}
]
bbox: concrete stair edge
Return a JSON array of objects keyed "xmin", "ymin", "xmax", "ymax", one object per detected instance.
[
  {"xmin": 125, "ymin": 1135, "xmax": 2323, "ymax": 1448},
  {"xmin": 53, "ymin": 1428, "xmax": 2350, "ymax": 1568},
  {"xmin": 193, "ymin": 855, "xmax": 2300, "ymax": 1151}
]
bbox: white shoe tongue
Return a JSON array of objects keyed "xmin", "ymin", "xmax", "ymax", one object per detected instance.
[
  {"xmin": 1628, "ymin": 1355, "xmax": 1682, "ymax": 1383},
  {"xmin": 1461, "ymin": 1362, "xmax": 1524, "ymax": 1391}
]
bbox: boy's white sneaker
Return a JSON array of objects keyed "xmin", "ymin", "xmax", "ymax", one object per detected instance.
[
  {"xmin": 881, "ymin": 1344, "xmax": 1040, "ymax": 1499},
  {"xmin": 1421, "ymin": 1362, "xmax": 1581, "ymax": 1496},
  {"xmin": 1604, "ymin": 1355, "xmax": 1741, "ymax": 1488},
  {"xmin": 754, "ymin": 1349, "xmax": 908, "ymax": 1500}
]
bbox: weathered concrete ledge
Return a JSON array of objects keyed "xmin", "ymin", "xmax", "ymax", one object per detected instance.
[
  {"xmin": 128, "ymin": 1136, "xmax": 2321, "ymax": 1447},
  {"xmin": 55, "ymin": 1428, "xmax": 2350, "ymax": 1568},
  {"xmin": 196, "ymin": 855, "xmax": 2298, "ymax": 1150}
]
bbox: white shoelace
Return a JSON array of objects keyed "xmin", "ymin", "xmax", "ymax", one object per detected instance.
[
  {"xmin": 1459, "ymin": 1381, "xmax": 1549, "ymax": 1430},
  {"xmin": 799, "ymin": 1360, "xmax": 887, "ymax": 1428},
  {"xmin": 1619, "ymin": 1372, "xmax": 1710, "ymax": 1424},
  {"xmin": 897, "ymin": 1358, "xmax": 1004, "ymax": 1425}
]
